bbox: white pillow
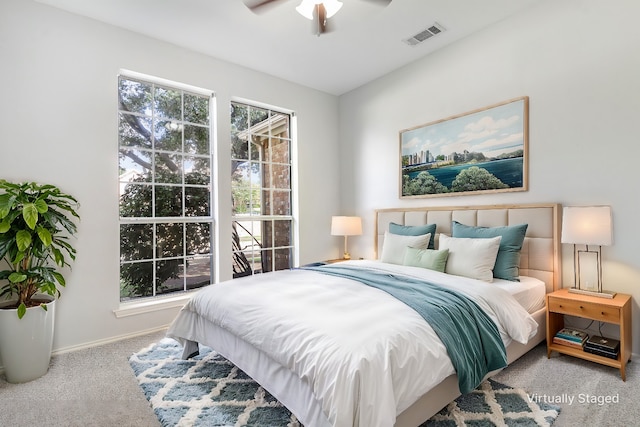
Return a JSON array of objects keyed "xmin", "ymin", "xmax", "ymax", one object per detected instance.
[
  {"xmin": 438, "ymin": 234, "xmax": 502, "ymax": 282},
  {"xmin": 380, "ymin": 231, "xmax": 431, "ymax": 265}
]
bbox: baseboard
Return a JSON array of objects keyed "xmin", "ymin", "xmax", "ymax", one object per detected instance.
[{"xmin": 0, "ymin": 324, "xmax": 170, "ymax": 375}]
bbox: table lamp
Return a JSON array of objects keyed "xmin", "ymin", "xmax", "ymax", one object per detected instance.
[
  {"xmin": 561, "ymin": 206, "xmax": 614, "ymax": 298},
  {"xmin": 331, "ymin": 216, "xmax": 362, "ymax": 260}
]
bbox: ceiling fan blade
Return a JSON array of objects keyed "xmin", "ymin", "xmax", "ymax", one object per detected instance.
[
  {"xmin": 243, "ymin": 0, "xmax": 287, "ymax": 14},
  {"xmin": 362, "ymin": 0, "xmax": 392, "ymax": 6}
]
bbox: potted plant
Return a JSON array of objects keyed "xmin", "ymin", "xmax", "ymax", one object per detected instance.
[{"xmin": 0, "ymin": 180, "xmax": 79, "ymax": 383}]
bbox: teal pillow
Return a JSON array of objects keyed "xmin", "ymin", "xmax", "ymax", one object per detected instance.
[
  {"xmin": 403, "ymin": 247, "xmax": 449, "ymax": 273},
  {"xmin": 451, "ymin": 221, "xmax": 528, "ymax": 281},
  {"xmin": 389, "ymin": 222, "xmax": 436, "ymax": 249}
]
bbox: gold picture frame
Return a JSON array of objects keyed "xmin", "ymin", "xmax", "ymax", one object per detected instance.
[{"xmin": 400, "ymin": 96, "xmax": 529, "ymax": 198}]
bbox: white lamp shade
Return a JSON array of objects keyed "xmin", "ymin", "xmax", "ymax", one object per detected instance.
[
  {"xmin": 331, "ymin": 216, "xmax": 362, "ymax": 236},
  {"xmin": 561, "ymin": 206, "xmax": 612, "ymax": 245}
]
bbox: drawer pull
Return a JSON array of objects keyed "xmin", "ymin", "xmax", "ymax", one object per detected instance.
[{"xmin": 579, "ymin": 305, "xmax": 584, "ymax": 309}]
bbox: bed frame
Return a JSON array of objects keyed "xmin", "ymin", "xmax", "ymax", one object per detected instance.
[
  {"xmin": 172, "ymin": 203, "xmax": 562, "ymax": 427},
  {"xmin": 374, "ymin": 203, "xmax": 561, "ymax": 426}
]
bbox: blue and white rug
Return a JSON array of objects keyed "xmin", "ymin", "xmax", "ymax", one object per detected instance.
[{"xmin": 129, "ymin": 338, "xmax": 560, "ymax": 427}]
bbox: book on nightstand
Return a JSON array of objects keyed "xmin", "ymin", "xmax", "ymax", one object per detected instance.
[
  {"xmin": 555, "ymin": 328, "xmax": 588, "ymax": 343},
  {"xmin": 553, "ymin": 336, "xmax": 586, "ymax": 349},
  {"xmin": 583, "ymin": 335, "xmax": 620, "ymax": 359}
]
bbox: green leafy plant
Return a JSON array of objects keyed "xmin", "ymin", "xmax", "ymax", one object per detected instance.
[{"xmin": 0, "ymin": 180, "xmax": 79, "ymax": 318}]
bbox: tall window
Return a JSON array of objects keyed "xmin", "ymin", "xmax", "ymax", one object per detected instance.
[
  {"xmin": 231, "ymin": 102, "xmax": 294, "ymax": 277},
  {"xmin": 118, "ymin": 73, "xmax": 214, "ymax": 301}
]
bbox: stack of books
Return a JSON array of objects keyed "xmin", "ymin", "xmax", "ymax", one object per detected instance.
[
  {"xmin": 584, "ymin": 335, "xmax": 620, "ymax": 359},
  {"xmin": 553, "ymin": 328, "xmax": 588, "ymax": 349}
]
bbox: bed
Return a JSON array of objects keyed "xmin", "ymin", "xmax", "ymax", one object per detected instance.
[{"xmin": 166, "ymin": 203, "xmax": 561, "ymax": 427}]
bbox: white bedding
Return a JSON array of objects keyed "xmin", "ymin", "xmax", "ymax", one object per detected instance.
[
  {"xmin": 491, "ymin": 276, "xmax": 546, "ymax": 314},
  {"xmin": 166, "ymin": 260, "xmax": 538, "ymax": 427}
]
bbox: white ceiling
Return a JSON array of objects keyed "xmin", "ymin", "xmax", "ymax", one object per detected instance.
[{"xmin": 36, "ymin": 0, "xmax": 539, "ymax": 95}]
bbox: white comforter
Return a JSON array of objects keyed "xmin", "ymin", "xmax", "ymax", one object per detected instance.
[{"xmin": 167, "ymin": 260, "xmax": 538, "ymax": 427}]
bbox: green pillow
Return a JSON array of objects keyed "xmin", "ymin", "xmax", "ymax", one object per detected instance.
[
  {"xmin": 451, "ymin": 221, "xmax": 528, "ymax": 281},
  {"xmin": 402, "ymin": 247, "xmax": 449, "ymax": 273},
  {"xmin": 389, "ymin": 222, "xmax": 436, "ymax": 249}
]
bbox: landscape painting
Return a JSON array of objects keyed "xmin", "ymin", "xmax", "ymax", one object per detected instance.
[{"xmin": 400, "ymin": 97, "xmax": 528, "ymax": 198}]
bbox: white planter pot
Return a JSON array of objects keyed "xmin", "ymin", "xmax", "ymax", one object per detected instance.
[{"xmin": 0, "ymin": 296, "xmax": 55, "ymax": 383}]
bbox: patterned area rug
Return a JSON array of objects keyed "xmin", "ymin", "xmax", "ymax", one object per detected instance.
[{"xmin": 129, "ymin": 338, "xmax": 560, "ymax": 427}]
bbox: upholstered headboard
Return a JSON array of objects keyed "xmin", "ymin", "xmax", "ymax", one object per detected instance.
[{"xmin": 375, "ymin": 203, "xmax": 561, "ymax": 293}]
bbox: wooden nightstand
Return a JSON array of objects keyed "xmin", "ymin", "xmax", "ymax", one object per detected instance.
[{"xmin": 546, "ymin": 288, "xmax": 632, "ymax": 380}]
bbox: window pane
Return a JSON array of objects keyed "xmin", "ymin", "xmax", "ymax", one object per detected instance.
[
  {"xmin": 119, "ymin": 79, "xmax": 152, "ymax": 115},
  {"xmin": 120, "ymin": 184, "xmax": 152, "ymax": 217},
  {"xmin": 184, "ymin": 93, "xmax": 209, "ymax": 125},
  {"xmin": 154, "ymin": 86, "xmax": 181, "ymax": 120},
  {"xmin": 120, "ymin": 224, "xmax": 153, "ymax": 261},
  {"xmin": 231, "ymin": 184, "xmax": 250, "ymax": 215},
  {"xmin": 155, "ymin": 185, "xmax": 183, "ymax": 217},
  {"xmin": 250, "ymin": 136, "xmax": 263, "ymax": 161},
  {"xmin": 272, "ymin": 190, "xmax": 291, "ymax": 216},
  {"xmin": 261, "ymin": 249, "xmax": 273, "ymax": 273},
  {"xmin": 186, "ymin": 223, "xmax": 211, "ymax": 255},
  {"xmin": 120, "ymin": 261, "xmax": 154, "ymax": 300},
  {"xmin": 154, "ymin": 153, "xmax": 182, "ymax": 184},
  {"xmin": 156, "ymin": 223, "xmax": 183, "ymax": 258},
  {"xmin": 271, "ymin": 164, "xmax": 290, "ymax": 189},
  {"xmin": 154, "ymin": 119, "xmax": 182, "ymax": 152},
  {"xmin": 119, "ymin": 113, "xmax": 152, "ymax": 149},
  {"xmin": 244, "ymin": 249, "xmax": 262, "ymax": 274},
  {"xmin": 231, "ymin": 133, "xmax": 248, "ymax": 160},
  {"xmin": 273, "ymin": 220, "xmax": 292, "ymax": 248},
  {"xmin": 185, "ymin": 125, "xmax": 209, "ymax": 155},
  {"xmin": 184, "ymin": 156, "xmax": 210, "ymax": 185},
  {"xmin": 231, "ymin": 103, "xmax": 249, "ymax": 133},
  {"xmin": 267, "ymin": 137, "xmax": 290, "ymax": 164},
  {"xmin": 270, "ymin": 113, "xmax": 289, "ymax": 138},
  {"xmin": 263, "ymin": 220, "xmax": 273, "ymax": 249},
  {"xmin": 274, "ymin": 247, "xmax": 292, "ymax": 270},
  {"xmin": 119, "ymin": 149, "xmax": 152, "ymax": 183},
  {"xmin": 250, "ymin": 107, "xmax": 268, "ymax": 130},
  {"xmin": 156, "ymin": 259, "xmax": 184, "ymax": 294},
  {"xmin": 185, "ymin": 187, "xmax": 210, "ymax": 216},
  {"xmin": 185, "ymin": 256, "xmax": 212, "ymax": 289}
]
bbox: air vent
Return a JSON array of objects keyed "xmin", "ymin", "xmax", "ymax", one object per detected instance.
[{"xmin": 403, "ymin": 22, "xmax": 446, "ymax": 46}]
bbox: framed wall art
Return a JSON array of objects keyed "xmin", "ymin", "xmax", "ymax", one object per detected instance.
[{"xmin": 400, "ymin": 96, "xmax": 529, "ymax": 198}]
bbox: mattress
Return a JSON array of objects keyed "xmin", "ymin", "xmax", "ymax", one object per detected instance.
[{"xmin": 492, "ymin": 275, "xmax": 546, "ymax": 313}]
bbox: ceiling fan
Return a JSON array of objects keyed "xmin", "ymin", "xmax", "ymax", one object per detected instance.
[{"xmin": 244, "ymin": 0, "xmax": 392, "ymax": 36}]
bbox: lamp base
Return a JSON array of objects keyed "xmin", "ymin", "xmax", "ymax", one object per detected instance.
[
  {"xmin": 568, "ymin": 287, "xmax": 616, "ymax": 299},
  {"xmin": 342, "ymin": 252, "xmax": 351, "ymax": 260}
]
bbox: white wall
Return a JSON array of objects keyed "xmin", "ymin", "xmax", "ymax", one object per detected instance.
[
  {"xmin": 339, "ymin": 0, "xmax": 640, "ymax": 351},
  {"xmin": 0, "ymin": 0, "xmax": 341, "ymax": 351},
  {"xmin": 340, "ymin": 0, "xmax": 640, "ymax": 353}
]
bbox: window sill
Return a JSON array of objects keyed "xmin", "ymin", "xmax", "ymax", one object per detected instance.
[{"xmin": 113, "ymin": 292, "xmax": 196, "ymax": 318}]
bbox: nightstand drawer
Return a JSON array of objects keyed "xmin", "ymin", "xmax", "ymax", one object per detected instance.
[{"xmin": 548, "ymin": 298, "xmax": 620, "ymax": 322}]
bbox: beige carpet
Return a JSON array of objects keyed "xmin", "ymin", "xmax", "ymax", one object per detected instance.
[
  {"xmin": 0, "ymin": 330, "xmax": 165, "ymax": 427},
  {"xmin": 1, "ymin": 331, "xmax": 637, "ymax": 427}
]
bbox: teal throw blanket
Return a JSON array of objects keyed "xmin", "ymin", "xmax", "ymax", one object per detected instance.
[{"xmin": 302, "ymin": 265, "xmax": 507, "ymax": 393}]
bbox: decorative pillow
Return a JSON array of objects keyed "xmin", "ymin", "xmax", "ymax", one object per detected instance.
[
  {"xmin": 451, "ymin": 221, "xmax": 528, "ymax": 281},
  {"xmin": 380, "ymin": 231, "xmax": 431, "ymax": 265},
  {"xmin": 438, "ymin": 234, "xmax": 502, "ymax": 282},
  {"xmin": 402, "ymin": 247, "xmax": 449, "ymax": 273},
  {"xmin": 389, "ymin": 222, "xmax": 437, "ymax": 249}
]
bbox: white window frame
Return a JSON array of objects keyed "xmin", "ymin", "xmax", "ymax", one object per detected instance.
[
  {"xmin": 230, "ymin": 98, "xmax": 299, "ymax": 275},
  {"xmin": 116, "ymin": 70, "xmax": 216, "ymax": 315}
]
